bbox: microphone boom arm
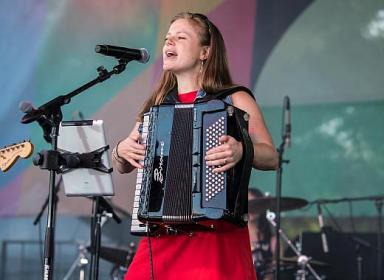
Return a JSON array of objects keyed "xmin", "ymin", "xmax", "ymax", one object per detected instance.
[
  {"xmin": 21, "ymin": 61, "xmax": 128, "ymax": 126},
  {"xmin": 20, "ymin": 60, "xmax": 130, "ymax": 280}
]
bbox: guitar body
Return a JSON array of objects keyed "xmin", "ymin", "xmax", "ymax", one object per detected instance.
[{"xmin": 0, "ymin": 141, "xmax": 34, "ymax": 172}]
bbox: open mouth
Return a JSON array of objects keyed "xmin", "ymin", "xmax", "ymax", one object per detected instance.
[{"xmin": 166, "ymin": 51, "xmax": 177, "ymax": 57}]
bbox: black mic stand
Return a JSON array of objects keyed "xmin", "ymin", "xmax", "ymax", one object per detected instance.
[
  {"xmin": 374, "ymin": 198, "xmax": 383, "ymax": 280},
  {"xmin": 33, "ymin": 176, "xmax": 62, "ymax": 226},
  {"xmin": 274, "ymin": 96, "xmax": 291, "ymax": 280},
  {"xmin": 89, "ymin": 196, "xmax": 121, "ymax": 280},
  {"xmin": 21, "ymin": 59, "xmax": 130, "ymax": 280}
]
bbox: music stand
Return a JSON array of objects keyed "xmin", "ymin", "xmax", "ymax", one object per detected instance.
[{"xmin": 56, "ymin": 119, "xmax": 120, "ymax": 280}]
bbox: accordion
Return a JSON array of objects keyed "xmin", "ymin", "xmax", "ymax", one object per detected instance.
[{"xmin": 131, "ymin": 99, "xmax": 254, "ymax": 235}]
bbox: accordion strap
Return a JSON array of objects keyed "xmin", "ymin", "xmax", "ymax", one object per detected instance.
[
  {"xmin": 162, "ymin": 86, "xmax": 255, "ymax": 105},
  {"xmin": 210, "ymin": 86, "xmax": 255, "ymax": 101},
  {"xmin": 233, "ymin": 110, "xmax": 254, "ymax": 223}
]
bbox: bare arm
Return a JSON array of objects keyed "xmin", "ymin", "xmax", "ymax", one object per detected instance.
[
  {"xmin": 111, "ymin": 122, "xmax": 145, "ymax": 174},
  {"xmin": 232, "ymin": 91, "xmax": 278, "ymax": 170}
]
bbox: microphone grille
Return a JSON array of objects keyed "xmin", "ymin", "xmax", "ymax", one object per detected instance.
[
  {"xmin": 94, "ymin": 45, "xmax": 103, "ymax": 53},
  {"xmin": 19, "ymin": 101, "xmax": 33, "ymax": 113},
  {"xmin": 139, "ymin": 48, "xmax": 150, "ymax": 64}
]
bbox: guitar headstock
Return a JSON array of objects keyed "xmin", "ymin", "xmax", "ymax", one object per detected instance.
[{"xmin": 0, "ymin": 140, "xmax": 34, "ymax": 172}]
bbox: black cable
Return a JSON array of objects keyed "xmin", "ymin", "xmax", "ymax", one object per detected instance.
[
  {"xmin": 322, "ymin": 204, "xmax": 343, "ymax": 233},
  {"xmin": 348, "ymin": 201, "xmax": 356, "ymax": 234},
  {"xmin": 146, "ymin": 229, "xmax": 155, "ymax": 280}
]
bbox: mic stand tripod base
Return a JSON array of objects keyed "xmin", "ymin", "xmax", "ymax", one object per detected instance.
[
  {"xmin": 295, "ymin": 255, "xmax": 310, "ymax": 280},
  {"xmin": 62, "ymin": 244, "xmax": 89, "ymax": 280},
  {"xmin": 266, "ymin": 211, "xmax": 322, "ymax": 280}
]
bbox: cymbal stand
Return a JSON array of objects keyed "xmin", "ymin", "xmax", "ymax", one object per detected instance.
[
  {"xmin": 313, "ymin": 195, "xmax": 384, "ymax": 280},
  {"xmin": 109, "ymin": 242, "xmax": 136, "ymax": 280},
  {"xmin": 354, "ymin": 242, "xmax": 363, "ymax": 280},
  {"xmin": 266, "ymin": 211, "xmax": 322, "ymax": 280},
  {"xmin": 62, "ymin": 211, "xmax": 116, "ymax": 280},
  {"xmin": 89, "ymin": 198, "xmax": 122, "ymax": 280}
]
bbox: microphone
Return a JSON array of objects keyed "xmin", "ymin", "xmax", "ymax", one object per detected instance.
[
  {"xmin": 19, "ymin": 101, "xmax": 52, "ymax": 143},
  {"xmin": 95, "ymin": 45, "xmax": 150, "ymax": 63},
  {"xmin": 282, "ymin": 96, "xmax": 291, "ymax": 148},
  {"xmin": 317, "ymin": 203, "xmax": 329, "ymax": 253}
]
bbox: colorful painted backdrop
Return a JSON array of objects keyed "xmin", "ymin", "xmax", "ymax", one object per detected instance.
[{"xmin": 1, "ymin": 0, "xmax": 383, "ymax": 218}]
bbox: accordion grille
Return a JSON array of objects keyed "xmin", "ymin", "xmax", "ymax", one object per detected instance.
[{"xmin": 163, "ymin": 107, "xmax": 193, "ymax": 221}]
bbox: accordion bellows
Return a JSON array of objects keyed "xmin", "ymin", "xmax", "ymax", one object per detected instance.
[{"xmin": 131, "ymin": 99, "xmax": 254, "ymax": 235}]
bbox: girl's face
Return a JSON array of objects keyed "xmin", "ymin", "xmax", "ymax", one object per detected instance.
[{"xmin": 163, "ymin": 19, "xmax": 209, "ymax": 75}]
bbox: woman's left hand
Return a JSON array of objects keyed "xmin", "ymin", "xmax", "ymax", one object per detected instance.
[{"xmin": 205, "ymin": 135, "xmax": 243, "ymax": 173}]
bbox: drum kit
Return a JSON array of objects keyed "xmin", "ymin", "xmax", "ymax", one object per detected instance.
[
  {"xmin": 97, "ymin": 244, "xmax": 136, "ymax": 280},
  {"xmin": 248, "ymin": 195, "xmax": 328, "ymax": 280},
  {"xmin": 62, "ymin": 242, "xmax": 136, "ymax": 280}
]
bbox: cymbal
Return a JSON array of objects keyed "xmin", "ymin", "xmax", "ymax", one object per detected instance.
[
  {"xmin": 248, "ymin": 196, "xmax": 308, "ymax": 213},
  {"xmin": 88, "ymin": 245, "xmax": 131, "ymax": 267},
  {"xmin": 280, "ymin": 256, "xmax": 329, "ymax": 267}
]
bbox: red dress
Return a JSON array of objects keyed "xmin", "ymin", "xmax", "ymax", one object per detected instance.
[{"xmin": 125, "ymin": 91, "xmax": 256, "ymax": 280}]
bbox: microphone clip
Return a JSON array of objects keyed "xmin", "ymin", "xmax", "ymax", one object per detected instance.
[{"xmin": 112, "ymin": 59, "xmax": 128, "ymax": 74}]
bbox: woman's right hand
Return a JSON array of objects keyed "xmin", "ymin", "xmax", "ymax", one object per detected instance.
[{"xmin": 116, "ymin": 122, "xmax": 146, "ymax": 170}]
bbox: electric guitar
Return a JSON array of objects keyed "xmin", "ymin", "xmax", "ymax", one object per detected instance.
[{"xmin": 0, "ymin": 140, "xmax": 34, "ymax": 172}]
